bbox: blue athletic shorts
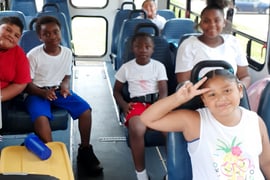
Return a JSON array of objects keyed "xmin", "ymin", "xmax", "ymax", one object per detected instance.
[{"xmin": 25, "ymin": 90, "xmax": 91, "ymax": 122}]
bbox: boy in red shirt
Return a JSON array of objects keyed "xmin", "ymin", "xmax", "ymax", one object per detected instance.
[{"xmin": 0, "ymin": 16, "xmax": 31, "ymax": 121}]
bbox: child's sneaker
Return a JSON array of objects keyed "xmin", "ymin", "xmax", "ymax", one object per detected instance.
[{"xmin": 77, "ymin": 144, "xmax": 103, "ymax": 176}]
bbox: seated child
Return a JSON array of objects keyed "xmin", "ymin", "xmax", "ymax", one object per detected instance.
[
  {"xmin": 113, "ymin": 32, "xmax": 168, "ymax": 180},
  {"xmin": 24, "ymin": 16, "xmax": 103, "ymax": 176}
]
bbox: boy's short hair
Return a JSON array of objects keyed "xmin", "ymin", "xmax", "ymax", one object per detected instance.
[
  {"xmin": 0, "ymin": 16, "xmax": 24, "ymax": 34},
  {"xmin": 131, "ymin": 32, "xmax": 154, "ymax": 45},
  {"xmin": 35, "ymin": 16, "xmax": 61, "ymax": 34}
]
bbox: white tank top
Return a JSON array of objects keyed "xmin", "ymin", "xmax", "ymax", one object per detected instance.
[{"xmin": 188, "ymin": 107, "xmax": 265, "ymax": 180}]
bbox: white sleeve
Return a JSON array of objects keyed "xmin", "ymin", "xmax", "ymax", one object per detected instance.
[
  {"xmin": 175, "ymin": 37, "xmax": 195, "ymax": 73},
  {"xmin": 115, "ymin": 64, "xmax": 127, "ymax": 83},
  {"xmin": 157, "ymin": 62, "xmax": 168, "ymax": 81}
]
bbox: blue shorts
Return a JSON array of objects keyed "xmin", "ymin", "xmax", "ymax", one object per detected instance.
[{"xmin": 25, "ymin": 90, "xmax": 91, "ymax": 122}]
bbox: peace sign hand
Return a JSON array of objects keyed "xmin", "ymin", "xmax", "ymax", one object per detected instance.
[{"xmin": 176, "ymin": 77, "xmax": 210, "ymax": 103}]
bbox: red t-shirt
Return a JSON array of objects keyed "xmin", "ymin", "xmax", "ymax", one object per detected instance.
[{"xmin": 0, "ymin": 45, "xmax": 31, "ymax": 89}]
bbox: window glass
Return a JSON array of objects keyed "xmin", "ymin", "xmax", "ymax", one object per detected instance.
[
  {"xmin": 72, "ymin": 17, "xmax": 107, "ymax": 56},
  {"xmin": 71, "ymin": 0, "xmax": 107, "ymax": 8}
]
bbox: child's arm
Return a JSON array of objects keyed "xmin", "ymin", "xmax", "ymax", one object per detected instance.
[
  {"xmin": 113, "ymin": 80, "xmax": 132, "ymax": 116},
  {"xmin": 25, "ymin": 82, "xmax": 57, "ymax": 101},
  {"xmin": 60, "ymin": 75, "xmax": 71, "ymax": 98},
  {"xmin": 1, "ymin": 83, "xmax": 27, "ymax": 101},
  {"xmin": 258, "ymin": 117, "xmax": 270, "ymax": 178},
  {"xmin": 140, "ymin": 77, "xmax": 209, "ymax": 133},
  {"xmin": 157, "ymin": 80, "xmax": 168, "ymax": 99}
]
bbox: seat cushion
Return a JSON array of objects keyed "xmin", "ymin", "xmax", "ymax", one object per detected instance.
[{"xmin": 1, "ymin": 95, "xmax": 69, "ymax": 135}]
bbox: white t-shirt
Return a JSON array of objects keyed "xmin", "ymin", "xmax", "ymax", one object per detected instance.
[
  {"xmin": 188, "ymin": 107, "xmax": 264, "ymax": 179},
  {"xmin": 175, "ymin": 34, "xmax": 248, "ymax": 77},
  {"xmin": 115, "ymin": 59, "xmax": 168, "ymax": 98},
  {"xmin": 27, "ymin": 44, "xmax": 72, "ymax": 87},
  {"xmin": 151, "ymin": 14, "xmax": 166, "ymax": 30},
  {"xmin": 137, "ymin": 14, "xmax": 166, "ymax": 30}
]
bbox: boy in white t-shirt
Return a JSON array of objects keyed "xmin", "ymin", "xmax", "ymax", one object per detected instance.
[
  {"xmin": 113, "ymin": 32, "xmax": 168, "ymax": 180},
  {"xmin": 24, "ymin": 16, "xmax": 102, "ymax": 177}
]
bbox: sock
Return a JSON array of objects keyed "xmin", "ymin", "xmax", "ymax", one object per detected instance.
[
  {"xmin": 136, "ymin": 169, "xmax": 149, "ymax": 180},
  {"xmin": 164, "ymin": 174, "xmax": 168, "ymax": 180}
]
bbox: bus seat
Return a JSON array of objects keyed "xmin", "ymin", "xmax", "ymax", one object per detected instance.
[
  {"xmin": 167, "ymin": 61, "xmax": 250, "ymax": 180},
  {"xmin": 257, "ymin": 81, "xmax": 270, "ymax": 136},
  {"xmin": 7, "ymin": 20, "xmax": 70, "ymax": 135},
  {"xmin": 44, "ymin": 0, "xmax": 72, "ymax": 35},
  {"xmin": 117, "ymin": 23, "xmax": 177, "ymax": 147},
  {"xmin": 1, "ymin": 94, "xmax": 69, "ymax": 135},
  {"xmin": 157, "ymin": 9, "xmax": 175, "ymax": 20},
  {"xmin": 178, "ymin": 32, "xmax": 201, "ymax": 46},
  {"xmin": 41, "ymin": 2, "xmax": 72, "ymax": 39},
  {"xmin": 10, "ymin": 0, "xmax": 37, "ymax": 27},
  {"xmin": 247, "ymin": 76, "xmax": 270, "ymax": 112},
  {"xmin": 35, "ymin": 8, "xmax": 72, "ymax": 50},
  {"xmin": 161, "ymin": 18, "xmax": 195, "ymax": 48},
  {"xmin": 110, "ymin": 2, "xmax": 136, "ymax": 62},
  {"xmin": 114, "ymin": 9, "xmax": 151, "ymax": 70},
  {"xmin": 171, "ymin": 32, "xmax": 201, "ymax": 65},
  {"xmin": 0, "ymin": 10, "xmax": 27, "ymax": 30},
  {"xmin": 121, "ymin": 22, "xmax": 177, "ymax": 95},
  {"xmin": 10, "ymin": 0, "xmax": 37, "ymax": 17},
  {"xmin": 19, "ymin": 30, "xmax": 42, "ymax": 54},
  {"xmin": 119, "ymin": 83, "xmax": 166, "ymax": 147}
]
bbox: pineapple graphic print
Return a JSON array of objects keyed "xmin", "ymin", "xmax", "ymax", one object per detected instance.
[{"xmin": 213, "ymin": 136, "xmax": 255, "ymax": 179}]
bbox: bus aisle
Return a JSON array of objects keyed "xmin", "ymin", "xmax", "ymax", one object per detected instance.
[{"xmin": 71, "ymin": 62, "xmax": 167, "ymax": 180}]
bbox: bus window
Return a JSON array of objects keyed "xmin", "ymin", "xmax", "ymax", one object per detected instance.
[
  {"xmin": 72, "ymin": 16, "xmax": 107, "ymax": 57},
  {"xmin": 134, "ymin": 0, "xmax": 168, "ymax": 10},
  {"xmin": 71, "ymin": 0, "xmax": 107, "ymax": 8},
  {"xmin": 169, "ymin": 0, "xmax": 269, "ymax": 71},
  {"xmin": 36, "ymin": 0, "xmax": 43, "ymax": 11}
]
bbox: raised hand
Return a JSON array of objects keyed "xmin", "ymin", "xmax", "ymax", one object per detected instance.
[{"xmin": 176, "ymin": 77, "xmax": 210, "ymax": 103}]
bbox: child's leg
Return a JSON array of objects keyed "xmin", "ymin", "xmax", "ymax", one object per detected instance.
[
  {"xmin": 53, "ymin": 91, "xmax": 103, "ymax": 176},
  {"xmin": 128, "ymin": 115, "xmax": 147, "ymax": 172},
  {"xmin": 78, "ymin": 109, "xmax": 91, "ymax": 146},
  {"xmin": 53, "ymin": 91, "xmax": 93, "ymax": 145},
  {"xmin": 34, "ymin": 116, "xmax": 52, "ymax": 142},
  {"xmin": 25, "ymin": 95, "xmax": 53, "ymax": 143}
]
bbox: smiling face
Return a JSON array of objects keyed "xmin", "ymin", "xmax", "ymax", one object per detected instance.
[
  {"xmin": 201, "ymin": 75, "xmax": 243, "ymax": 118},
  {"xmin": 142, "ymin": 0, "xmax": 157, "ymax": 19},
  {"xmin": 0, "ymin": 23, "xmax": 21, "ymax": 50},
  {"xmin": 39, "ymin": 22, "xmax": 61, "ymax": 48},
  {"xmin": 199, "ymin": 8, "xmax": 226, "ymax": 38},
  {"xmin": 132, "ymin": 34, "xmax": 154, "ymax": 65}
]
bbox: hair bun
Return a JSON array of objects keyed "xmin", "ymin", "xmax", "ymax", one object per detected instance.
[{"xmin": 206, "ymin": 0, "xmax": 230, "ymax": 9}]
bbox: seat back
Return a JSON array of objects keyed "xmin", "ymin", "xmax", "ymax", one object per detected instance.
[
  {"xmin": 122, "ymin": 22, "xmax": 177, "ymax": 95},
  {"xmin": 157, "ymin": 9, "xmax": 175, "ymax": 20},
  {"xmin": 44, "ymin": 0, "xmax": 71, "ymax": 34},
  {"xmin": 35, "ymin": 8, "xmax": 72, "ymax": 49},
  {"xmin": 247, "ymin": 76, "xmax": 270, "ymax": 112},
  {"xmin": 19, "ymin": 30, "xmax": 42, "ymax": 54},
  {"xmin": 167, "ymin": 61, "xmax": 250, "ymax": 180},
  {"xmin": 10, "ymin": 0, "xmax": 37, "ymax": 16},
  {"xmin": 257, "ymin": 81, "xmax": 270, "ymax": 135},
  {"xmin": 119, "ymin": 83, "xmax": 166, "ymax": 147},
  {"xmin": 178, "ymin": 32, "xmax": 201, "ymax": 46},
  {"xmin": 10, "ymin": 0, "xmax": 37, "ymax": 27},
  {"xmin": 114, "ymin": 9, "xmax": 151, "ymax": 70},
  {"xmin": 161, "ymin": 18, "xmax": 195, "ymax": 47},
  {"xmin": 118, "ymin": 23, "xmax": 177, "ymax": 147},
  {"xmin": 0, "ymin": 10, "xmax": 27, "ymax": 30},
  {"xmin": 110, "ymin": 2, "xmax": 136, "ymax": 60}
]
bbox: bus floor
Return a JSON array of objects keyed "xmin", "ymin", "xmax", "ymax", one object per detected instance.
[{"xmin": 71, "ymin": 61, "xmax": 167, "ymax": 180}]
